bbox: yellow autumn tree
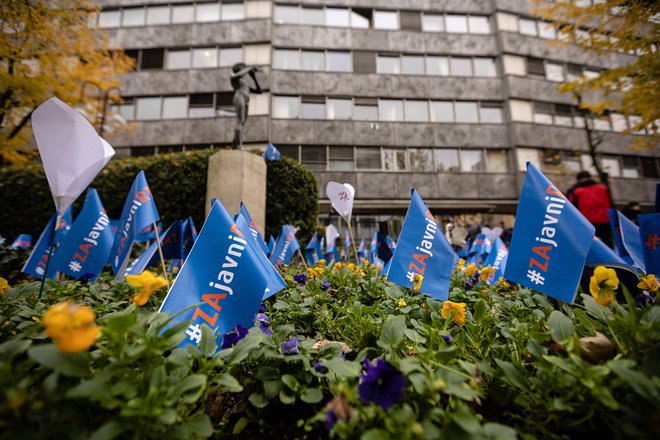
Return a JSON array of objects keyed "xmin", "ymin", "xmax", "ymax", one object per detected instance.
[
  {"xmin": 0, "ymin": 0, "xmax": 133, "ymax": 165},
  {"xmin": 532, "ymin": 0, "xmax": 659, "ymax": 151}
]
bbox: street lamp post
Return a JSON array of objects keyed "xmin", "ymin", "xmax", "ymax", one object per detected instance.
[{"xmin": 79, "ymin": 81, "xmax": 121, "ymax": 137}]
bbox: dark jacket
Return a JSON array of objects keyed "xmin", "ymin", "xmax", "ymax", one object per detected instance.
[{"xmin": 566, "ymin": 178, "xmax": 612, "ymax": 225}]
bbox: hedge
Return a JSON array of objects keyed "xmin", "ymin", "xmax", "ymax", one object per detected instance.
[{"xmin": 0, "ymin": 149, "xmax": 318, "ymax": 244}]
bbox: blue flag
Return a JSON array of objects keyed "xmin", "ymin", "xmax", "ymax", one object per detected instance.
[
  {"xmin": 134, "ymin": 223, "xmax": 159, "ymax": 243},
  {"xmin": 126, "ymin": 220, "xmax": 184, "ymax": 276},
  {"xmin": 235, "ymin": 213, "xmax": 286, "ymax": 300},
  {"xmin": 267, "ymin": 236, "xmax": 276, "ymax": 257},
  {"xmin": 482, "ymin": 237, "xmax": 509, "ymax": 284},
  {"xmin": 386, "ymin": 235, "xmax": 396, "ymax": 251},
  {"xmin": 504, "ymin": 163, "xmax": 595, "ymax": 303},
  {"xmin": 305, "ymin": 232, "xmax": 322, "ymax": 266},
  {"xmin": 344, "ymin": 230, "xmax": 351, "ymax": 261},
  {"xmin": 458, "ymin": 240, "xmax": 470, "ymax": 258},
  {"xmin": 263, "ymin": 142, "xmax": 281, "ymax": 160},
  {"xmin": 269, "ymin": 225, "xmax": 301, "ymax": 268},
  {"xmin": 639, "ymin": 213, "xmax": 660, "ymax": 275},
  {"xmin": 585, "ymin": 236, "xmax": 633, "ymax": 269},
  {"xmin": 22, "ymin": 208, "xmax": 73, "ymax": 279},
  {"xmin": 369, "ymin": 233, "xmax": 378, "ymax": 264},
  {"xmin": 183, "ymin": 216, "xmax": 198, "ymax": 259},
  {"xmin": 608, "ymin": 209, "xmax": 631, "ymax": 260},
  {"xmin": 618, "ymin": 211, "xmax": 646, "ymax": 272},
  {"xmin": 387, "ymin": 189, "xmax": 455, "ymax": 300},
  {"xmin": 108, "ymin": 171, "xmax": 160, "ymax": 278},
  {"xmin": 11, "ymin": 234, "xmax": 32, "ymax": 250},
  {"xmin": 374, "ymin": 231, "xmax": 393, "ymax": 263},
  {"xmin": 159, "ymin": 200, "xmax": 269, "ymax": 350},
  {"xmin": 240, "ymin": 202, "xmax": 269, "ymax": 256},
  {"xmin": 50, "ymin": 189, "xmax": 114, "ymax": 281},
  {"xmin": 357, "ymin": 239, "xmax": 366, "ymax": 260}
]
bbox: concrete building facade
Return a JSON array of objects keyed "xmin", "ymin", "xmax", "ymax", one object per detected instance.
[{"xmin": 96, "ymin": 0, "xmax": 658, "ymax": 238}]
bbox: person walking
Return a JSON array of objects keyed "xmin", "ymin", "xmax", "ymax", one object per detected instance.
[{"xmin": 566, "ymin": 171, "xmax": 614, "ymax": 247}]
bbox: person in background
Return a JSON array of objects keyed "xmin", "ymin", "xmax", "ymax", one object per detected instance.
[
  {"xmin": 566, "ymin": 171, "xmax": 614, "ymax": 248},
  {"xmin": 622, "ymin": 201, "xmax": 642, "ymax": 225}
]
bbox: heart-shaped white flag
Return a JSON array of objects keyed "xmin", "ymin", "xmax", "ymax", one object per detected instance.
[{"xmin": 326, "ymin": 181, "xmax": 355, "ymax": 224}]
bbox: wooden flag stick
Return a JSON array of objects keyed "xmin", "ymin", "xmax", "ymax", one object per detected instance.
[
  {"xmin": 152, "ymin": 222, "xmax": 170, "ymax": 289},
  {"xmin": 37, "ymin": 215, "xmax": 60, "ymax": 299},
  {"xmin": 347, "ymin": 223, "xmax": 360, "ymax": 264},
  {"xmin": 297, "ymin": 248, "xmax": 309, "ymax": 270}
]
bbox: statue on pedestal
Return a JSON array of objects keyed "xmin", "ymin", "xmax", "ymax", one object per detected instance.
[{"xmin": 230, "ymin": 63, "xmax": 263, "ymax": 150}]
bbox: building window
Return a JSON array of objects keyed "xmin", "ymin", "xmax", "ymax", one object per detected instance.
[
  {"xmin": 446, "ymin": 15, "xmax": 468, "ymax": 33},
  {"xmin": 510, "ymin": 99, "xmax": 534, "ymax": 122},
  {"xmin": 147, "ymin": 6, "xmax": 170, "ymax": 25},
  {"xmin": 301, "ymin": 7, "xmax": 324, "ymax": 25},
  {"xmin": 545, "ymin": 62, "xmax": 564, "ymax": 82},
  {"xmin": 326, "ymin": 8, "xmax": 349, "ymax": 27},
  {"xmin": 98, "ymin": 10, "xmax": 121, "ymax": 28},
  {"xmin": 301, "ymin": 146, "xmax": 326, "ymax": 170},
  {"xmin": 409, "ymin": 148, "xmax": 433, "ymax": 172},
  {"xmin": 621, "ymin": 156, "xmax": 640, "ymax": 178},
  {"xmin": 122, "ymin": 8, "xmax": 145, "ymax": 27},
  {"xmin": 430, "ymin": 101, "xmax": 454, "ymax": 122},
  {"xmin": 641, "ymin": 157, "xmax": 659, "ymax": 178},
  {"xmin": 601, "ymin": 157, "xmax": 621, "ymax": 178},
  {"xmin": 140, "ymin": 49, "xmax": 164, "ymax": 70},
  {"xmin": 274, "ymin": 5, "xmax": 299, "ymax": 24},
  {"xmin": 326, "ymin": 98, "xmax": 352, "ymax": 120},
  {"xmin": 356, "ymin": 147, "xmax": 381, "ymax": 169},
  {"xmin": 272, "ymin": 96, "xmax": 299, "ymax": 118},
  {"xmin": 172, "ymin": 5, "xmax": 195, "ymax": 23},
  {"xmin": 554, "ymin": 104, "xmax": 573, "ymax": 126},
  {"xmin": 401, "ymin": 55, "xmax": 425, "ymax": 75},
  {"xmin": 116, "ymin": 98, "xmax": 135, "ymax": 121},
  {"xmin": 533, "ymin": 102, "xmax": 554, "ymax": 124},
  {"xmin": 301, "ymin": 96, "xmax": 325, "ymax": 119},
  {"xmin": 473, "ymin": 58, "xmax": 496, "ymax": 77},
  {"xmin": 327, "ymin": 51, "xmax": 351, "ymax": 72},
  {"xmin": 166, "ymin": 50, "xmax": 191, "ymax": 70},
  {"xmin": 468, "ymin": 16, "xmax": 490, "ymax": 34},
  {"xmin": 496, "ymin": 12, "xmax": 518, "ymax": 32},
  {"xmin": 353, "ymin": 51, "xmax": 376, "ymax": 73},
  {"xmin": 426, "ymin": 56, "xmax": 449, "ymax": 76},
  {"xmin": 516, "ymin": 148, "xmax": 542, "ymax": 171},
  {"xmin": 434, "ymin": 149, "xmax": 459, "ymax": 172},
  {"xmin": 189, "ymin": 93, "xmax": 215, "ymax": 118},
  {"xmin": 219, "ymin": 47, "xmax": 243, "ymax": 66},
  {"xmin": 479, "ymin": 102, "xmax": 503, "ymax": 123},
  {"xmin": 350, "ymin": 8, "xmax": 371, "ymax": 28},
  {"xmin": 244, "ymin": 44, "xmax": 270, "ymax": 65},
  {"xmin": 400, "ymin": 11, "xmax": 422, "ymax": 31},
  {"xmin": 248, "ymin": 92, "xmax": 270, "ymax": 115},
  {"xmin": 383, "ymin": 148, "xmax": 407, "ymax": 171},
  {"xmin": 196, "ymin": 3, "xmax": 221, "ymax": 22},
  {"xmin": 460, "ymin": 150, "xmax": 485, "ymax": 172},
  {"xmin": 450, "ymin": 57, "xmax": 473, "ymax": 76},
  {"xmin": 354, "ymin": 98, "xmax": 378, "ymax": 120},
  {"xmin": 215, "ymin": 92, "xmax": 234, "ymax": 116},
  {"xmin": 162, "ymin": 96, "xmax": 188, "ymax": 119},
  {"xmin": 421, "ymin": 14, "xmax": 444, "ymax": 32},
  {"xmin": 135, "ymin": 97, "xmax": 162, "ymax": 120},
  {"xmin": 274, "ymin": 49, "xmax": 300, "ymax": 70},
  {"xmin": 404, "ymin": 100, "xmax": 429, "ymax": 122},
  {"xmin": 487, "ymin": 150, "xmax": 509, "ymax": 172},
  {"xmin": 301, "ymin": 50, "xmax": 325, "ymax": 70},
  {"xmin": 192, "ymin": 48, "xmax": 217, "ymax": 68},
  {"xmin": 593, "ymin": 114, "xmax": 611, "ymax": 131},
  {"xmin": 279, "ymin": 145, "xmax": 299, "ymax": 161},
  {"xmin": 379, "ymin": 99, "xmax": 404, "ymax": 121},
  {"xmin": 377, "ymin": 55, "xmax": 400, "ymax": 74},
  {"xmin": 538, "ymin": 21, "xmax": 556, "ymax": 39},
  {"xmin": 373, "ymin": 10, "xmax": 398, "ymax": 30},
  {"xmin": 519, "ymin": 18, "xmax": 538, "ymax": 36},
  {"xmin": 527, "ymin": 57, "xmax": 545, "ymax": 77},
  {"xmin": 329, "ymin": 147, "xmax": 354, "ymax": 171},
  {"xmin": 222, "ymin": 3, "xmax": 245, "ymax": 21},
  {"xmin": 454, "ymin": 102, "xmax": 479, "ymax": 123}
]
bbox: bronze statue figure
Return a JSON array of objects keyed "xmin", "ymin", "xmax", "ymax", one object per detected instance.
[{"xmin": 230, "ymin": 63, "xmax": 262, "ymax": 150}]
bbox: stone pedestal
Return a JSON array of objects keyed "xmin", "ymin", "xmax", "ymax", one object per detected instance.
[{"xmin": 205, "ymin": 150, "xmax": 267, "ymax": 235}]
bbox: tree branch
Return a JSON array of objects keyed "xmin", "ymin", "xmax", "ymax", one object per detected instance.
[{"xmin": 7, "ymin": 109, "xmax": 34, "ymax": 140}]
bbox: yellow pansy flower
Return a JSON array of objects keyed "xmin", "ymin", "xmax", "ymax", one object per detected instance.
[
  {"xmin": 638, "ymin": 274, "xmax": 659, "ymax": 293},
  {"xmin": 465, "ymin": 264, "xmax": 477, "ymax": 276},
  {"xmin": 307, "ymin": 267, "xmax": 323, "ymax": 279},
  {"xmin": 412, "ymin": 273, "xmax": 423, "ymax": 292},
  {"xmin": 498, "ymin": 277, "xmax": 510, "ymax": 288},
  {"xmin": 42, "ymin": 301, "xmax": 100, "ymax": 353},
  {"xmin": 589, "ymin": 266, "xmax": 619, "ymax": 307},
  {"xmin": 481, "ymin": 289, "xmax": 488, "ymax": 295},
  {"xmin": 480, "ymin": 265, "xmax": 496, "ymax": 282},
  {"xmin": 0, "ymin": 277, "xmax": 9, "ymax": 294},
  {"xmin": 457, "ymin": 258, "xmax": 465, "ymax": 271},
  {"xmin": 441, "ymin": 301, "xmax": 467, "ymax": 325},
  {"xmin": 317, "ymin": 259, "xmax": 326, "ymax": 268},
  {"xmin": 126, "ymin": 270, "xmax": 169, "ymax": 306},
  {"xmin": 398, "ymin": 298, "xmax": 407, "ymax": 308}
]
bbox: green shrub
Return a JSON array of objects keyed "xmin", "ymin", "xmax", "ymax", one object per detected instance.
[{"xmin": 265, "ymin": 156, "xmax": 318, "ymax": 240}]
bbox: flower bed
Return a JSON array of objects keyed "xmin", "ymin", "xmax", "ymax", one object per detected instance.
[{"xmin": 0, "ymin": 261, "xmax": 658, "ymax": 439}]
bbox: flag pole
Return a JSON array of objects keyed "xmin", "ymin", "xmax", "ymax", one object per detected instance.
[
  {"xmin": 297, "ymin": 248, "xmax": 309, "ymax": 270},
  {"xmin": 152, "ymin": 222, "xmax": 170, "ymax": 289},
  {"xmin": 38, "ymin": 214, "xmax": 60, "ymax": 299},
  {"xmin": 347, "ymin": 223, "xmax": 360, "ymax": 264}
]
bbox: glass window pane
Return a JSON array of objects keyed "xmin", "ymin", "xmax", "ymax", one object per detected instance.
[
  {"xmin": 147, "ymin": 6, "xmax": 170, "ymax": 25},
  {"xmin": 222, "ymin": 3, "xmax": 245, "ymax": 21},
  {"xmin": 354, "ymin": 105, "xmax": 378, "ymax": 120},
  {"xmin": 274, "ymin": 49, "xmax": 300, "ymax": 70},
  {"xmin": 534, "ymin": 102, "xmax": 553, "ymax": 124},
  {"xmin": 379, "ymin": 100, "xmax": 403, "ymax": 121},
  {"xmin": 601, "ymin": 157, "xmax": 621, "ymax": 177},
  {"xmin": 140, "ymin": 49, "xmax": 164, "ymax": 69},
  {"xmin": 301, "ymin": 146, "xmax": 326, "ymax": 170},
  {"xmin": 162, "ymin": 96, "xmax": 188, "ymax": 119},
  {"xmin": 517, "ymin": 148, "xmax": 542, "ymax": 171},
  {"xmin": 135, "ymin": 97, "xmax": 161, "ymax": 120},
  {"xmin": 219, "ymin": 47, "xmax": 243, "ymax": 66},
  {"xmin": 480, "ymin": 105, "xmax": 503, "ymax": 123},
  {"xmin": 274, "ymin": 5, "xmax": 299, "ymax": 24},
  {"xmin": 401, "ymin": 55, "xmax": 425, "ymax": 74},
  {"xmin": 468, "ymin": 16, "xmax": 490, "ymax": 34},
  {"xmin": 410, "ymin": 148, "xmax": 433, "ymax": 172},
  {"xmin": 301, "ymin": 102, "xmax": 325, "ymax": 119},
  {"xmin": 426, "ymin": 56, "xmax": 449, "ymax": 75},
  {"xmin": 422, "ymin": 14, "xmax": 444, "ymax": 32},
  {"xmin": 434, "ymin": 149, "xmax": 459, "ymax": 172},
  {"xmin": 473, "ymin": 58, "xmax": 496, "ymax": 77},
  {"xmin": 122, "ymin": 8, "xmax": 145, "ymax": 27},
  {"xmin": 455, "ymin": 102, "xmax": 478, "ymax": 123},
  {"xmin": 327, "ymin": 99, "xmax": 352, "ymax": 120},
  {"xmin": 327, "ymin": 51, "xmax": 351, "ymax": 72},
  {"xmin": 356, "ymin": 147, "xmax": 382, "ymax": 169},
  {"xmin": 166, "ymin": 50, "xmax": 191, "ymax": 69},
  {"xmin": 538, "ymin": 21, "xmax": 556, "ymax": 39},
  {"xmin": 621, "ymin": 157, "xmax": 640, "ymax": 178},
  {"xmin": 594, "ymin": 115, "xmax": 611, "ymax": 131},
  {"xmin": 611, "ymin": 113, "xmax": 628, "ymax": 132},
  {"xmin": 383, "ymin": 149, "xmax": 407, "ymax": 171},
  {"xmin": 273, "ymin": 96, "xmax": 299, "ymax": 118},
  {"xmin": 446, "ymin": 15, "xmax": 468, "ymax": 33},
  {"xmin": 98, "ymin": 10, "xmax": 121, "ymax": 28},
  {"xmin": 545, "ymin": 63, "xmax": 564, "ymax": 82},
  {"xmin": 301, "ymin": 51, "xmax": 325, "ymax": 71},
  {"xmin": 279, "ymin": 146, "xmax": 299, "ymax": 161},
  {"xmin": 374, "ymin": 11, "xmax": 398, "ymax": 29},
  {"xmin": 329, "ymin": 147, "xmax": 354, "ymax": 171},
  {"xmin": 172, "ymin": 5, "xmax": 194, "ymax": 23},
  {"xmin": 326, "ymin": 8, "xmax": 349, "ymax": 27},
  {"xmin": 192, "ymin": 48, "xmax": 218, "ymax": 68},
  {"xmin": 430, "ymin": 101, "xmax": 454, "ymax": 122},
  {"xmin": 450, "ymin": 58, "xmax": 473, "ymax": 76},
  {"xmin": 301, "ymin": 7, "xmax": 324, "ymax": 25},
  {"xmin": 118, "ymin": 103, "xmax": 135, "ymax": 121},
  {"xmin": 519, "ymin": 18, "xmax": 538, "ymax": 36},
  {"xmin": 350, "ymin": 9, "xmax": 371, "ymax": 28},
  {"xmin": 641, "ymin": 157, "xmax": 658, "ymax": 178},
  {"xmin": 189, "ymin": 106, "xmax": 215, "ymax": 118},
  {"xmin": 404, "ymin": 100, "xmax": 429, "ymax": 122},
  {"xmin": 487, "ymin": 150, "xmax": 509, "ymax": 172},
  {"xmin": 461, "ymin": 150, "xmax": 485, "ymax": 172},
  {"xmin": 196, "ymin": 3, "xmax": 220, "ymax": 22},
  {"xmin": 377, "ymin": 56, "xmax": 400, "ymax": 74}
]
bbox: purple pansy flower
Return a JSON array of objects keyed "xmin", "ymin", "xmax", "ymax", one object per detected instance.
[
  {"xmin": 321, "ymin": 280, "xmax": 331, "ymax": 291},
  {"xmin": 314, "ymin": 361, "xmax": 327, "ymax": 373},
  {"xmin": 464, "ymin": 272, "xmax": 480, "ymax": 290},
  {"xmin": 258, "ymin": 303, "xmax": 267, "ymax": 313},
  {"xmin": 281, "ymin": 337, "xmax": 300, "ymax": 355},
  {"xmin": 293, "ymin": 274, "xmax": 308, "ymax": 285},
  {"xmin": 358, "ymin": 358, "xmax": 405, "ymax": 410},
  {"xmin": 325, "ymin": 409, "xmax": 338, "ymax": 429},
  {"xmin": 77, "ymin": 272, "xmax": 95, "ymax": 284},
  {"xmin": 221, "ymin": 324, "xmax": 248, "ymax": 349},
  {"xmin": 255, "ymin": 313, "xmax": 272, "ymax": 336},
  {"xmin": 442, "ymin": 334, "xmax": 453, "ymax": 344}
]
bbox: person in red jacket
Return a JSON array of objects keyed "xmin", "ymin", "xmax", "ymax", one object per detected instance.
[{"xmin": 566, "ymin": 171, "xmax": 614, "ymax": 248}]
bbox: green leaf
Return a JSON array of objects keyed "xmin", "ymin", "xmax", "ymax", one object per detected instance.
[
  {"xmin": 403, "ymin": 328, "xmax": 426, "ymax": 344},
  {"xmin": 495, "ymin": 359, "xmax": 529, "ymax": 392},
  {"xmin": 89, "ymin": 421, "xmax": 127, "ymax": 440},
  {"xmin": 176, "ymin": 414, "xmax": 213, "ymax": 438},
  {"xmin": 300, "ymin": 388, "xmax": 323, "ymax": 403},
  {"xmin": 213, "ymin": 373, "xmax": 243, "ymax": 393},
  {"xmin": 473, "ymin": 299, "xmax": 488, "ymax": 322},
  {"xmin": 167, "ymin": 374, "xmax": 207, "ymax": 404},
  {"xmin": 27, "ymin": 344, "xmax": 90, "ymax": 377},
  {"xmin": 249, "ymin": 392, "xmax": 269, "ymax": 408},
  {"xmin": 548, "ymin": 310, "xmax": 574, "ymax": 343},
  {"xmin": 281, "ymin": 374, "xmax": 300, "ymax": 391},
  {"xmin": 379, "ymin": 315, "xmax": 405, "ymax": 347},
  {"xmin": 483, "ymin": 422, "xmax": 517, "ymax": 440},
  {"xmin": 408, "ymin": 373, "xmax": 428, "ymax": 394},
  {"xmin": 233, "ymin": 417, "xmax": 249, "ymax": 435},
  {"xmin": 0, "ymin": 338, "xmax": 31, "ymax": 361},
  {"xmin": 324, "ymin": 357, "xmax": 361, "ymax": 378},
  {"xmin": 199, "ymin": 324, "xmax": 218, "ymax": 356},
  {"xmin": 450, "ymin": 404, "xmax": 480, "ymax": 433},
  {"xmin": 279, "ymin": 389, "xmax": 296, "ymax": 404},
  {"xmin": 361, "ymin": 429, "xmax": 391, "ymax": 440}
]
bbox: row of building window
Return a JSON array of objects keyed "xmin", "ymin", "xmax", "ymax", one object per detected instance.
[
  {"xmin": 97, "ymin": 2, "xmax": 252, "ymax": 28},
  {"xmin": 124, "ymin": 45, "xmax": 271, "ymax": 71},
  {"xmin": 278, "ymin": 146, "xmax": 509, "ymax": 173},
  {"xmin": 503, "ymin": 54, "xmax": 603, "ymax": 83},
  {"xmin": 272, "ymin": 96, "xmax": 503, "ymax": 123},
  {"xmin": 518, "ymin": 148, "xmax": 660, "ymax": 180},
  {"xmin": 274, "ymin": 4, "xmax": 491, "ymax": 34}
]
